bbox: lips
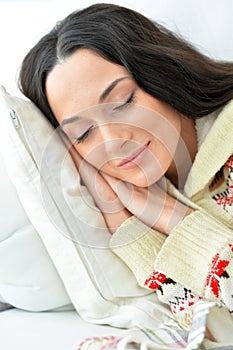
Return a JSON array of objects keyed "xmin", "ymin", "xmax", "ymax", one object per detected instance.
[{"xmin": 117, "ymin": 141, "xmax": 150, "ymax": 168}]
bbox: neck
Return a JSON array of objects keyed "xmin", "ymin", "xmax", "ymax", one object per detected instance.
[{"xmin": 166, "ymin": 116, "xmax": 198, "ymax": 189}]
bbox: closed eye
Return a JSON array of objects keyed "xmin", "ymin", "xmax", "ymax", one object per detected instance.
[
  {"xmin": 75, "ymin": 125, "xmax": 94, "ymax": 144},
  {"xmin": 113, "ymin": 91, "xmax": 135, "ymax": 111}
]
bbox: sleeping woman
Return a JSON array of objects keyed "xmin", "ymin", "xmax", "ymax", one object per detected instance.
[{"xmin": 18, "ymin": 3, "xmax": 233, "ymax": 330}]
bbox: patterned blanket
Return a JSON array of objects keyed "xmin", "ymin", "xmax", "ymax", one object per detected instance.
[{"xmin": 78, "ymin": 302, "xmax": 233, "ymax": 349}]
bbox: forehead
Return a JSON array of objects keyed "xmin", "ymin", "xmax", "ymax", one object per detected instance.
[{"xmin": 45, "ymin": 49, "xmax": 129, "ymax": 123}]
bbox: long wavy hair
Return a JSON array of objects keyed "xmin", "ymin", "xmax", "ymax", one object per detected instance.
[{"xmin": 19, "ymin": 3, "xmax": 233, "ymax": 127}]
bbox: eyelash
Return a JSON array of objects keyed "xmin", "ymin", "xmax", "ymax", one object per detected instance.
[
  {"xmin": 113, "ymin": 91, "xmax": 135, "ymax": 111},
  {"xmin": 75, "ymin": 92, "xmax": 135, "ymax": 144},
  {"xmin": 75, "ymin": 125, "xmax": 94, "ymax": 144}
]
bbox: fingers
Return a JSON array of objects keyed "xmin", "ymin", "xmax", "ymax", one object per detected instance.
[
  {"xmin": 59, "ymin": 132, "xmax": 118, "ymax": 205},
  {"xmin": 100, "ymin": 172, "xmax": 121, "ymax": 191},
  {"xmin": 102, "ymin": 174, "xmax": 166, "ymax": 231},
  {"xmin": 82, "ymin": 170, "xmax": 131, "ymax": 231},
  {"xmin": 58, "ymin": 131, "xmax": 131, "ymax": 232},
  {"xmin": 101, "ymin": 172, "xmax": 126, "ymax": 197},
  {"xmin": 101, "ymin": 172, "xmax": 135, "ymax": 209}
]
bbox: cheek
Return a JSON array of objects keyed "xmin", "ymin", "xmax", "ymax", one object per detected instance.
[{"xmin": 75, "ymin": 142, "xmax": 108, "ymax": 169}]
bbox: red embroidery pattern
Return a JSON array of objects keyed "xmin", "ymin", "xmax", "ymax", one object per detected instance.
[
  {"xmin": 229, "ymin": 243, "xmax": 233, "ymax": 250},
  {"xmin": 213, "ymin": 173, "xmax": 233, "ymax": 209},
  {"xmin": 144, "ymin": 271, "xmax": 167, "ymax": 290},
  {"xmin": 170, "ymin": 289, "xmax": 200, "ymax": 315},
  {"xmin": 145, "ymin": 272, "xmax": 200, "ymax": 315},
  {"xmin": 212, "ymin": 155, "xmax": 233, "ymax": 211},
  {"xmin": 205, "ymin": 244, "xmax": 233, "ymax": 297},
  {"xmin": 225, "ymin": 155, "xmax": 233, "ymax": 172}
]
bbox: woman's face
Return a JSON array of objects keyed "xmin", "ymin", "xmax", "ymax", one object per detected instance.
[{"xmin": 46, "ymin": 49, "xmax": 182, "ymax": 187}]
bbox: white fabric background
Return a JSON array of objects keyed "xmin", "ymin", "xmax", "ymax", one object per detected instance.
[{"xmin": 0, "ymin": 0, "xmax": 232, "ymax": 96}]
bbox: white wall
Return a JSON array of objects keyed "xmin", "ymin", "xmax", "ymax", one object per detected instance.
[{"xmin": 0, "ymin": 0, "xmax": 232, "ymax": 96}]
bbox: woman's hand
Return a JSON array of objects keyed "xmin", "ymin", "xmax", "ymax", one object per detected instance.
[
  {"xmin": 60, "ymin": 133, "xmax": 132, "ymax": 233},
  {"xmin": 102, "ymin": 174, "xmax": 193, "ymax": 235},
  {"xmin": 60, "ymin": 132, "xmax": 192, "ymax": 235}
]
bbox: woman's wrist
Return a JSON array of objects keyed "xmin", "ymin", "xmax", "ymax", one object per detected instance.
[
  {"xmin": 167, "ymin": 206, "xmax": 194, "ymax": 234},
  {"xmin": 156, "ymin": 198, "xmax": 194, "ymax": 235},
  {"xmin": 105, "ymin": 210, "xmax": 132, "ymax": 234}
]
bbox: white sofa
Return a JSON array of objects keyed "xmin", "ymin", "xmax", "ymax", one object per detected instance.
[{"xmin": 0, "ymin": 309, "xmax": 127, "ymax": 350}]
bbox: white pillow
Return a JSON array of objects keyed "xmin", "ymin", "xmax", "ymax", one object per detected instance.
[
  {"xmin": 0, "ymin": 95, "xmax": 72, "ymax": 311},
  {"xmin": 0, "ymin": 86, "xmax": 172, "ymax": 328}
]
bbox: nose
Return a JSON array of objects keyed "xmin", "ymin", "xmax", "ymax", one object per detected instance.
[{"xmin": 99, "ymin": 123, "xmax": 132, "ymax": 154}]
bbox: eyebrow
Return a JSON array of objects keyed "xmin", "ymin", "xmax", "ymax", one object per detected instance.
[
  {"xmin": 61, "ymin": 115, "xmax": 81, "ymax": 127},
  {"xmin": 60, "ymin": 76, "xmax": 131, "ymax": 126},
  {"xmin": 99, "ymin": 76, "xmax": 131, "ymax": 102}
]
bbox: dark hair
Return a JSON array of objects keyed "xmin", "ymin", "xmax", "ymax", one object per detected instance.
[{"xmin": 19, "ymin": 3, "xmax": 233, "ymax": 128}]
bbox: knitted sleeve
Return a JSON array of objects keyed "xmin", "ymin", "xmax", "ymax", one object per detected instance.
[
  {"xmin": 109, "ymin": 215, "xmax": 166, "ymax": 287},
  {"xmin": 111, "ymin": 209, "xmax": 233, "ymax": 328},
  {"xmin": 146, "ymin": 155, "xmax": 233, "ymax": 328},
  {"xmin": 145, "ymin": 209, "xmax": 233, "ymax": 328},
  {"xmin": 110, "ymin": 155, "xmax": 233, "ymax": 329}
]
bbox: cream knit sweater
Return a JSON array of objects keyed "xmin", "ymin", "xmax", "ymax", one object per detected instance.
[{"xmin": 109, "ymin": 99, "xmax": 233, "ymax": 329}]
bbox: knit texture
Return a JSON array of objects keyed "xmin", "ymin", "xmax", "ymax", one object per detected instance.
[{"xmin": 110, "ymin": 216, "xmax": 165, "ymax": 287}]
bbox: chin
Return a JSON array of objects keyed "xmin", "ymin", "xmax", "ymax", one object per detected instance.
[
  {"xmin": 126, "ymin": 173, "xmax": 157, "ymax": 188},
  {"xmin": 131, "ymin": 166, "xmax": 167, "ymax": 187}
]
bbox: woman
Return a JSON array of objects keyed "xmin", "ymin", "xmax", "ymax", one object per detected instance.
[{"xmin": 19, "ymin": 3, "xmax": 233, "ymax": 330}]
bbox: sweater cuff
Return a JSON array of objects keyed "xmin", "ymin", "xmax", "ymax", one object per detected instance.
[
  {"xmin": 109, "ymin": 216, "xmax": 166, "ymax": 287},
  {"xmin": 154, "ymin": 210, "xmax": 233, "ymax": 295}
]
